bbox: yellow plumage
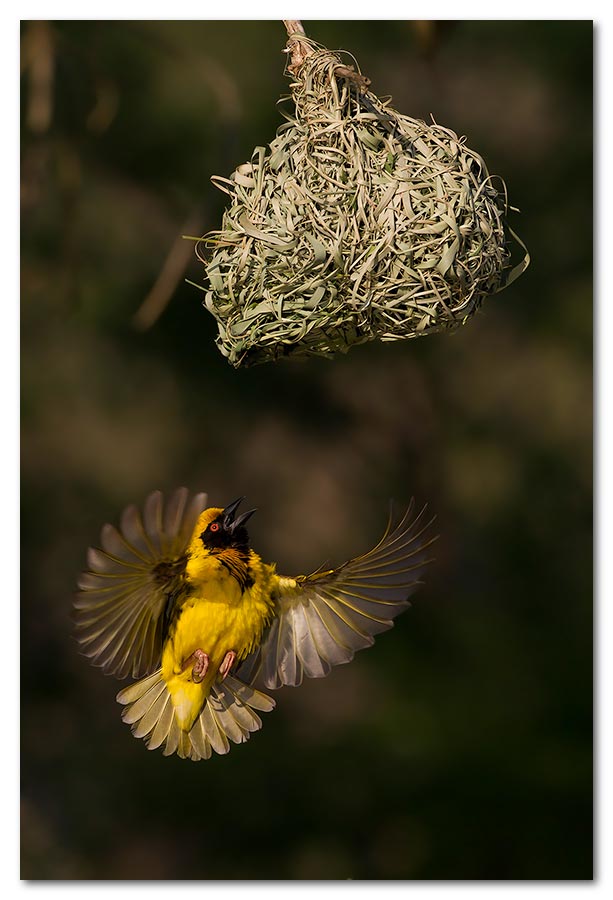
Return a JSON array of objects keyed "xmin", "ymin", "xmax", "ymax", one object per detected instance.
[
  {"xmin": 74, "ymin": 489, "xmax": 436, "ymax": 761},
  {"xmin": 161, "ymin": 508, "xmax": 277, "ymax": 730}
]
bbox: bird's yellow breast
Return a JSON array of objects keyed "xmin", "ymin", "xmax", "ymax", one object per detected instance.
[{"xmin": 161, "ymin": 550, "xmax": 277, "ymax": 730}]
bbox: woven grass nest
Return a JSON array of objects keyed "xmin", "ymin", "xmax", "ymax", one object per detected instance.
[{"xmin": 197, "ymin": 30, "xmax": 529, "ymax": 368}]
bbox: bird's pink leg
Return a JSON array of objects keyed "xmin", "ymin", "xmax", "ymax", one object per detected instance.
[
  {"xmin": 181, "ymin": 649, "xmax": 210, "ymax": 684},
  {"xmin": 219, "ymin": 650, "xmax": 237, "ymax": 680}
]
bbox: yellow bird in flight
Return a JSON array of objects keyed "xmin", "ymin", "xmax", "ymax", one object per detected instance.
[{"xmin": 74, "ymin": 489, "xmax": 437, "ymax": 761}]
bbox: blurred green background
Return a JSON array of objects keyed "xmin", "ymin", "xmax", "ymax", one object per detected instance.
[{"xmin": 20, "ymin": 20, "xmax": 592, "ymax": 880}]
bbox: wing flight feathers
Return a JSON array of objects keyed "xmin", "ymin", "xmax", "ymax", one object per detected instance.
[
  {"xmin": 74, "ymin": 488, "xmax": 208, "ymax": 679},
  {"xmin": 241, "ymin": 503, "xmax": 437, "ymax": 689}
]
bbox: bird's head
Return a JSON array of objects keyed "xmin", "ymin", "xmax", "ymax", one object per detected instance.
[{"xmin": 194, "ymin": 497, "xmax": 256, "ymax": 555}]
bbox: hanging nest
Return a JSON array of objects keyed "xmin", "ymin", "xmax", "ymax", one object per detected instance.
[{"xmin": 196, "ymin": 31, "xmax": 529, "ymax": 367}]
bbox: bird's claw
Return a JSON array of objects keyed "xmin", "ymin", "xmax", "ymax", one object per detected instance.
[
  {"xmin": 219, "ymin": 650, "xmax": 237, "ymax": 681},
  {"xmin": 181, "ymin": 648, "xmax": 210, "ymax": 683}
]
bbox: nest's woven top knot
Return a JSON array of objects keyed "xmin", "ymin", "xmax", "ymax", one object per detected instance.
[
  {"xmin": 286, "ymin": 40, "xmax": 371, "ymax": 103},
  {"xmin": 284, "ymin": 30, "xmax": 320, "ymax": 78}
]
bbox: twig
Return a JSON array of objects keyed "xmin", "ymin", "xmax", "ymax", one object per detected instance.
[
  {"xmin": 133, "ymin": 209, "xmax": 204, "ymax": 330},
  {"xmin": 22, "ymin": 21, "xmax": 55, "ymax": 134},
  {"xmin": 283, "ymin": 19, "xmax": 305, "ymax": 36},
  {"xmin": 283, "ymin": 19, "xmax": 314, "ymax": 76},
  {"xmin": 282, "ymin": 19, "xmax": 370, "ymax": 91}
]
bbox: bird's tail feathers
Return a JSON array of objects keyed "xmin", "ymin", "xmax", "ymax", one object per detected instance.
[{"xmin": 116, "ymin": 670, "xmax": 275, "ymax": 761}]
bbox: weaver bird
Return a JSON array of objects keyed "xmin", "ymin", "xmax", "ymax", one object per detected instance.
[{"xmin": 74, "ymin": 489, "xmax": 436, "ymax": 761}]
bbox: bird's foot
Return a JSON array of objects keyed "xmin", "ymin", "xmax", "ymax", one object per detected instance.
[
  {"xmin": 219, "ymin": 650, "xmax": 237, "ymax": 681},
  {"xmin": 181, "ymin": 649, "xmax": 210, "ymax": 684}
]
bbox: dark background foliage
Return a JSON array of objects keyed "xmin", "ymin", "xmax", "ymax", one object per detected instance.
[{"xmin": 20, "ymin": 20, "xmax": 593, "ymax": 880}]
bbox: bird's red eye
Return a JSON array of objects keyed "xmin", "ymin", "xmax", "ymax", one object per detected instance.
[{"xmin": 210, "ymin": 522, "xmax": 220, "ymax": 533}]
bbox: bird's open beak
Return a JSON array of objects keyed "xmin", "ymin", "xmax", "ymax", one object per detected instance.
[{"xmin": 222, "ymin": 497, "xmax": 257, "ymax": 534}]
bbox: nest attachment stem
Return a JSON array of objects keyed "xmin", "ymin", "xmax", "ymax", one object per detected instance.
[
  {"xmin": 282, "ymin": 20, "xmax": 370, "ymax": 91},
  {"xmin": 283, "ymin": 19, "xmax": 315, "ymax": 75},
  {"xmin": 283, "ymin": 19, "xmax": 306, "ymax": 37}
]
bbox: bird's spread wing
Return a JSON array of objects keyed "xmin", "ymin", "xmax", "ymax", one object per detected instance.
[
  {"xmin": 236, "ymin": 501, "xmax": 437, "ymax": 689},
  {"xmin": 74, "ymin": 488, "xmax": 208, "ymax": 679}
]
